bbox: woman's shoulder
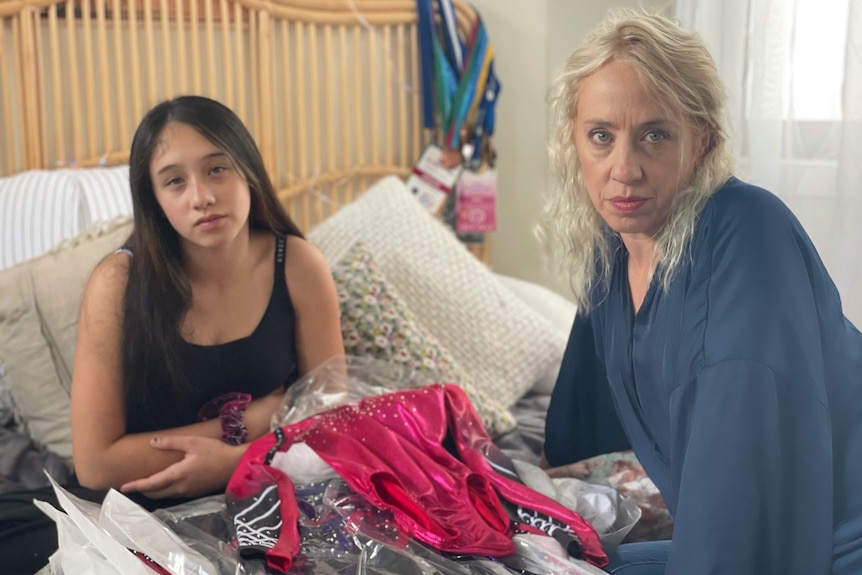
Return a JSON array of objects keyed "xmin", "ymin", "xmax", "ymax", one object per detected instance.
[
  {"xmin": 695, "ymin": 176, "xmax": 809, "ymax": 257},
  {"xmin": 706, "ymin": 176, "xmax": 782, "ymax": 214},
  {"xmin": 704, "ymin": 177, "xmax": 798, "ymax": 229}
]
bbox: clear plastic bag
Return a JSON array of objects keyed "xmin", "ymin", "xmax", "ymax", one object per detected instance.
[
  {"xmin": 155, "ymin": 496, "xmax": 269, "ymax": 575},
  {"xmin": 35, "ymin": 473, "xmax": 203, "ymax": 575},
  {"xmin": 161, "ymin": 478, "xmax": 505, "ymax": 575},
  {"xmin": 271, "ymin": 355, "xmax": 441, "ymax": 429},
  {"xmin": 97, "ymin": 489, "xmax": 220, "ymax": 574},
  {"xmin": 512, "ymin": 459, "xmax": 641, "ymax": 549},
  {"xmin": 159, "ymin": 476, "xmax": 612, "ymax": 574}
]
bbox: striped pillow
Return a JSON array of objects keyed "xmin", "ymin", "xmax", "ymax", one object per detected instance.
[
  {"xmin": 72, "ymin": 165, "xmax": 133, "ymax": 226},
  {"xmin": 0, "ymin": 170, "xmax": 86, "ymax": 269}
]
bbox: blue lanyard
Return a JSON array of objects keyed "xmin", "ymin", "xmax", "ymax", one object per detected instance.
[
  {"xmin": 416, "ymin": 0, "xmax": 437, "ymax": 131},
  {"xmin": 467, "ymin": 65, "xmax": 500, "ymax": 166},
  {"xmin": 433, "ymin": 35, "xmax": 459, "ymax": 130},
  {"xmin": 415, "ymin": 1, "xmax": 499, "ymax": 164},
  {"xmin": 445, "ymin": 21, "xmax": 488, "ymax": 149},
  {"xmin": 435, "ymin": 0, "xmax": 465, "ymax": 77}
]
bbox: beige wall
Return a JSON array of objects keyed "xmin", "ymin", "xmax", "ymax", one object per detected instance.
[{"xmin": 469, "ymin": 0, "xmax": 672, "ymax": 300}]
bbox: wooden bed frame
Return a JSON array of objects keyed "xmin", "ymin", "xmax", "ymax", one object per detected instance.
[{"xmin": 0, "ymin": 0, "xmax": 489, "ymax": 260}]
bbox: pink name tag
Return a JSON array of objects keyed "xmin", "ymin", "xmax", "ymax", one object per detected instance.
[{"xmin": 456, "ymin": 168, "xmax": 497, "ymax": 233}]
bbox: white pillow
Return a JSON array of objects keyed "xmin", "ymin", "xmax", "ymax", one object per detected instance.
[
  {"xmin": 307, "ymin": 176, "xmax": 567, "ymax": 407},
  {"xmin": 494, "ymin": 273, "xmax": 577, "ymax": 335},
  {"xmin": 494, "ymin": 273, "xmax": 576, "ymax": 395},
  {"xmin": 0, "ymin": 170, "xmax": 87, "ymax": 269}
]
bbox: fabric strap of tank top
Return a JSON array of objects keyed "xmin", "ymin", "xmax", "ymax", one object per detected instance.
[{"xmin": 275, "ymin": 235, "xmax": 286, "ymax": 272}]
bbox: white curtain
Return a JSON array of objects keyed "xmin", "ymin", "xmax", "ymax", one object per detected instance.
[{"xmin": 676, "ymin": 0, "xmax": 862, "ymax": 326}]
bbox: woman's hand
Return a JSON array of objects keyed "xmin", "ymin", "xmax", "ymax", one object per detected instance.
[
  {"xmin": 545, "ymin": 460, "xmax": 591, "ymax": 479},
  {"xmin": 119, "ymin": 435, "xmax": 244, "ymax": 499}
]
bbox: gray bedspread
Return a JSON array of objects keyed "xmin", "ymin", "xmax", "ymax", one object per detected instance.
[
  {"xmin": 0, "ymin": 367, "xmax": 70, "ymax": 494},
  {"xmin": 494, "ymin": 390, "xmax": 551, "ymax": 465},
  {"xmin": 0, "ymin": 426, "xmax": 70, "ymax": 494}
]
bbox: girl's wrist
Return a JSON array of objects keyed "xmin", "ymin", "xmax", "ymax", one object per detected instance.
[{"xmin": 198, "ymin": 392, "xmax": 252, "ymax": 445}]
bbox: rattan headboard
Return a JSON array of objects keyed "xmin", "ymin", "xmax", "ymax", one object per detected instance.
[{"xmin": 0, "ymin": 0, "xmax": 487, "ymax": 259}]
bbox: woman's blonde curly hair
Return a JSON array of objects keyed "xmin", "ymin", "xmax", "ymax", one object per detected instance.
[{"xmin": 539, "ymin": 8, "xmax": 734, "ymax": 312}]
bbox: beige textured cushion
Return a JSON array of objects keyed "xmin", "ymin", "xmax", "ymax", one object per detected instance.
[
  {"xmin": 0, "ymin": 218, "xmax": 133, "ymax": 459},
  {"xmin": 0, "ymin": 265, "xmax": 67, "ymax": 457},
  {"xmin": 308, "ymin": 176, "xmax": 567, "ymax": 408}
]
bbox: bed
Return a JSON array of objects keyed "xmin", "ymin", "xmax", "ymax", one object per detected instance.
[{"xmin": 0, "ymin": 0, "xmax": 670, "ymax": 572}]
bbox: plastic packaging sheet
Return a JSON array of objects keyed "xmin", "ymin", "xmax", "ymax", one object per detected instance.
[
  {"xmin": 158, "ymin": 478, "xmax": 487, "ymax": 574},
  {"xmin": 511, "ymin": 460, "xmax": 641, "ymax": 549},
  {"xmin": 155, "ymin": 496, "xmax": 267, "ymax": 575},
  {"xmin": 157, "ymin": 477, "xmax": 610, "ymax": 575},
  {"xmin": 271, "ymin": 355, "xmax": 442, "ymax": 429},
  {"xmin": 36, "ymin": 474, "xmax": 221, "ymax": 575}
]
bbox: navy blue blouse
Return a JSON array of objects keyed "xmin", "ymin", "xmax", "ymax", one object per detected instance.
[{"xmin": 545, "ymin": 178, "xmax": 862, "ymax": 574}]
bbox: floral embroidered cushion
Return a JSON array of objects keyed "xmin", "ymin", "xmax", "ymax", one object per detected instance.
[{"xmin": 331, "ymin": 242, "xmax": 516, "ymax": 437}]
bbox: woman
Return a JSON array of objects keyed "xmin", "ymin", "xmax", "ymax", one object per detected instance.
[
  {"xmin": 542, "ymin": 10, "xmax": 862, "ymax": 575},
  {"xmin": 70, "ymin": 95, "xmax": 344, "ymax": 502}
]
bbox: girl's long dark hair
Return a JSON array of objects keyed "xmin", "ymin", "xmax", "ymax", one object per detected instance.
[{"xmin": 123, "ymin": 95, "xmax": 302, "ymax": 422}]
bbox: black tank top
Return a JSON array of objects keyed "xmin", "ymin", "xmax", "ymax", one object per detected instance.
[{"xmin": 126, "ymin": 235, "xmax": 299, "ymax": 434}]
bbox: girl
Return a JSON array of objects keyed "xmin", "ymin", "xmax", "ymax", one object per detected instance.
[{"xmin": 71, "ymin": 95, "xmax": 344, "ymax": 503}]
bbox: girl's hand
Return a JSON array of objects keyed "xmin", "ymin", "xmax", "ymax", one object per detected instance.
[{"xmin": 119, "ymin": 435, "xmax": 244, "ymax": 499}]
